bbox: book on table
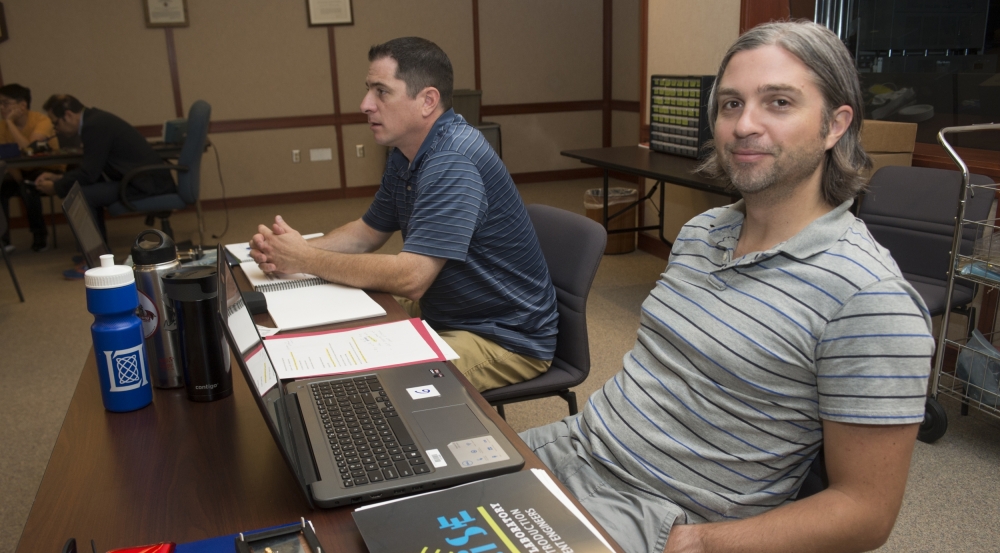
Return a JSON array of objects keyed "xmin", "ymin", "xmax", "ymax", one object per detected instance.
[
  {"xmin": 240, "ymin": 261, "xmax": 386, "ymax": 331},
  {"xmin": 353, "ymin": 468, "xmax": 615, "ymax": 553}
]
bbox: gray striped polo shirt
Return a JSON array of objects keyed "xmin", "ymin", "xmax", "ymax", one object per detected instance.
[
  {"xmin": 575, "ymin": 199, "xmax": 934, "ymax": 523},
  {"xmin": 363, "ymin": 109, "xmax": 558, "ymax": 360}
]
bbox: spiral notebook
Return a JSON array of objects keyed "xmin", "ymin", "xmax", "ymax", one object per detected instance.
[{"xmin": 240, "ymin": 261, "xmax": 386, "ymax": 331}]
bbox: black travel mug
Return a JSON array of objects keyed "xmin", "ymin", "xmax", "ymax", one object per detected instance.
[{"xmin": 162, "ymin": 266, "xmax": 232, "ymax": 402}]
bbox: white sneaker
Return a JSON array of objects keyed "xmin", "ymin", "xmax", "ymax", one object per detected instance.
[{"xmin": 2, "ymin": 243, "xmax": 13, "ymax": 254}]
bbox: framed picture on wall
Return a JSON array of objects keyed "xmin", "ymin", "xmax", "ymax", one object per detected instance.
[
  {"xmin": 307, "ymin": 0, "xmax": 353, "ymax": 26},
  {"xmin": 143, "ymin": 0, "xmax": 189, "ymax": 28},
  {"xmin": 0, "ymin": 3, "xmax": 9, "ymax": 44}
]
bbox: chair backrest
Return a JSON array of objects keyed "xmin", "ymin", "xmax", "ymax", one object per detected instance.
[
  {"xmin": 859, "ymin": 166, "xmax": 995, "ymax": 286},
  {"xmin": 176, "ymin": 100, "xmax": 211, "ymax": 205},
  {"xmin": 526, "ymin": 204, "xmax": 607, "ymax": 376}
]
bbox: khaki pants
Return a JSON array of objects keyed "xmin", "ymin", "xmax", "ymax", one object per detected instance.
[{"xmin": 395, "ymin": 297, "xmax": 551, "ymax": 392}]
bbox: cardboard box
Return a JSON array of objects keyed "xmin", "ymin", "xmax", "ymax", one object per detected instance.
[
  {"xmin": 860, "ymin": 120, "xmax": 917, "ymax": 179},
  {"xmin": 860, "ymin": 119, "xmax": 917, "ymax": 154},
  {"xmin": 861, "ymin": 119, "xmax": 917, "ymax": 154}
]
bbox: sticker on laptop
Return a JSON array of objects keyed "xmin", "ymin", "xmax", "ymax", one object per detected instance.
[
  {"xmin": 426, "ymin": 448, "xmax": 448, "ymax": 468},
  {"xmin": 447, "ymin": 435, "xmax": 510, "ymax": 468},
  {"xmin": 406, "ymin": 384, "xmax": 441, "ymax": 400}
]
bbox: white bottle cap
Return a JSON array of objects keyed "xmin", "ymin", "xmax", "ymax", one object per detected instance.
[{"xmin": 85, "ymin": 254, "xmax": 136, "ymax": 289}]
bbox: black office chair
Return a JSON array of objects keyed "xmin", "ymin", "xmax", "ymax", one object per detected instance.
[
  {"xmin": 481, "ymin": 204, "xmax": 607, "ymax": 418},
  {"xmin": 795, "ymin": 447, "xmax": 827, "ymax": 500},
  {"xmin": 860, "ymin": 165, "xmax": 995, "ymax": 320},
  {"xmin": 106, "ymin": 100, "xmax": 211, "ymax": 246},
  {"xmin": 0, "ymin": 162, "xmax": 25, "ymax": 302}
]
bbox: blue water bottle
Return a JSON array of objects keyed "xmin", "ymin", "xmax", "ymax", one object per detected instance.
[{"xmin": 86, "ymin": 254, "xmax": 153, "ymax": 412}]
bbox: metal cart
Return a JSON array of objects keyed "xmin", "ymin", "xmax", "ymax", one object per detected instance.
[{"xmin": 922, "ymin": 123, "xmax": 1000, "ymax": 443}]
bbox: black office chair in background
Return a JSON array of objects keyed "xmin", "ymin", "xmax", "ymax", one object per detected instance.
[
  {"xmin": 481, "ymin": 204, "xmax": 607, "ymax": 418},
  {"xmin": 858, "ymin": 165, "xmax": 996, "ymax": 443},
  {"xmin": 0, "ymin": 162, "xmax": 25, "ymax": 302},
  {"xmin": 106, "ymin": 100, "xmax": 211, "ymax": 247}
]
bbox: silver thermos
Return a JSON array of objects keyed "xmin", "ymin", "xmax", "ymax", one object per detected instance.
[{"xmin": 132, "ymin": 229, "xmax": 184, "ymax": 388}]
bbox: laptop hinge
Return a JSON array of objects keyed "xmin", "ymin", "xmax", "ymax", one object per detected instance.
[{"xmin": 280, "ymin": 394, "xmax": 320, "ymax": 488}]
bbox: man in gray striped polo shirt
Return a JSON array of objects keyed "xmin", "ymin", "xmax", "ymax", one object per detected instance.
[
  {"xmin": 521, "ymin": 21, "xmax": 934, "ymax": 553},
  {"xmin": 250, "ymin": 37, "xmax": 558, "ymax": 392}
]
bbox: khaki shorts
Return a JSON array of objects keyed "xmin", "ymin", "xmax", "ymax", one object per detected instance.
[{"xmin": 395, "ymin": 297, "xmax": 551, "ymax": 392}]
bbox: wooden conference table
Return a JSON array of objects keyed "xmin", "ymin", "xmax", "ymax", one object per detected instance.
[
  {"xmin": 561, "ymin": 146, "xmax": 733, "ymax": 245},
  {"xmin": 16, "ymin": 281, "xmax": 622, "ymax": 552}
]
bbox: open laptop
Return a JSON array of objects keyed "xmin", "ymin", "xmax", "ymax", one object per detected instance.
[
  {"xmin": 217, "ymin": 247, "xmax": 524, "ymax": 508},
  {"xmin": 61, "ymin": 182, "xmax": 112, "ymax": 267}
]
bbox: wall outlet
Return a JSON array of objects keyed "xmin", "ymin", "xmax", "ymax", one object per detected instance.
[
  {"xmin": 310, "ymin": 148, "xmax": 333, "ymax": 162},
  {"xmin": 356, "ymin": 144, "xmax": 365, "ymax": 158},
  {"xmin": 292, "ymin": 149, "xmax": 300, "ymax": 163}
]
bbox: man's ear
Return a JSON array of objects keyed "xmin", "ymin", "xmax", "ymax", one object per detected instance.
[
  {"xmin": 824, "ymin": 105, "xmax": 853, "ymax": 150},
  {"xmin": 420, "ymin": 87, "xmax": 441, "ymax": 118}
]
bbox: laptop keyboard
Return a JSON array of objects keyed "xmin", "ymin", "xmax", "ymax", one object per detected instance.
[{"xmin": 310, "ymin": 375, "xmax": 431, "ymax": 488}]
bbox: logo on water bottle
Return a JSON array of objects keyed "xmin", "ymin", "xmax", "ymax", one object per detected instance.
[
  {"xmin": 136, "ymin": 291, "xmax": 159, "ymax": 338},
  {"xmin": 103, "ymin": 345, "xmax": 149, "ymax": 392}
]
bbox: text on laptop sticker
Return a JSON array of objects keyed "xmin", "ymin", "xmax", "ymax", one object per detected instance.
[{"xmin": 406, "ymin": 384, "xmax": 441, "ymax": 399}]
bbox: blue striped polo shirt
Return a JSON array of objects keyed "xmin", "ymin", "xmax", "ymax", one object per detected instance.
[
  {"xmin": 574, "ymin": 199, "xmax": 934, "ymax": 522},
  {"xmin": 362, "ymin": 109, "xmax": 558, "ymax": 360}
]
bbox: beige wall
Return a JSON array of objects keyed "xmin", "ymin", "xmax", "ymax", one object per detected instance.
[
  {"xmin": 645, "ymin": 0, "xmax": 740, "ymax": 241},
  {"xmin": 0, "ymin": 1, "xmax": 641, "ymax": 207}
]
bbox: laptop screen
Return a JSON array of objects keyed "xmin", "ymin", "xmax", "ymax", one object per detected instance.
[
  {"xmin": 217, "ymin": 246, "xmax": 314, "ymax": 505},
  {"xmin": 62, "ymin": 183, "xmax": 112, "ymax": 267}
]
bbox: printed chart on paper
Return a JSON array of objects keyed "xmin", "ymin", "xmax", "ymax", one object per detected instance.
[{"xmin": 264, "ymin": 320, "xmax": 442, "ymax": 379}]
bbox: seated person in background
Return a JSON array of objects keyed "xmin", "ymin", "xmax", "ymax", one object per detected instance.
[
  {"xmin": 250, "ymin": 37, "xmax": 558, "ymax": 393},
  {"xmin": 0, "ymin": 83, "xmax": 58, "ymax": 253},
  {"xmin": 519, "ymin": 21, "xmax": 934, "ymax": 553},
  {"xmin": 33, "ymin": 94, "xmax": 175, "ymax": 245}
]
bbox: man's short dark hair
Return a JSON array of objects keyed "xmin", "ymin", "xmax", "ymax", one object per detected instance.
[
  {"xmin": 0, "ymin": 84, "xmax": 31, "ymax": 108},
  {"xmin": 368, "ymin": 37, "xmax": 454, "ymax": 111},
  {"xmin": 42, "ymin": 94, "xmax": 85, "ymax": 119}
]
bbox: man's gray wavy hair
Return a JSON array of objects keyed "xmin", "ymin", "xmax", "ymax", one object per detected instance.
[{"xmin": 697, "ymin": 20, "xmax": 872, "ymax": 205}]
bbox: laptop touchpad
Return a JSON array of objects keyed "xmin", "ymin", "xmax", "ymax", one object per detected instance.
[{"xmin": 412, "ymin": 404, "xmax": 488, "ymax": 444}]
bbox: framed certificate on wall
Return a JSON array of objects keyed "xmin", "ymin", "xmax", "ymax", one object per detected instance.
[
  {"xmin": 144, "ymin": 0, "xmax": 189, "ymax": 28},
  {"xmin": 307, "ymin": 0, "xmax": 353, "ymax": 26}
]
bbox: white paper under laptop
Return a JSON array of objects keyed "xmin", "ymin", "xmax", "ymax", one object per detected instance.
[
  {"xmin": 263, "ymin": 318, "xmax": 445, "ymax": 379},
  {"xmin": 240, "ymin": 261, "xmax": 385, "ymax": 330}
]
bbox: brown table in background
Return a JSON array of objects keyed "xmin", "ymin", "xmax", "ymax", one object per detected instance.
[
  {"xmin": 561, "ymin": 146, "xmax": 733, "ymax": 246},
  {"xmin": 15, "ymin": 284, "xmax": 622, "ymax": 552}
]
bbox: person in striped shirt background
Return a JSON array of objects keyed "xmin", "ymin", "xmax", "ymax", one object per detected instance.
[
  {"xmin": 249, "ymin": 37, "xmax": 558, "ymax": 393},
  {"xmin": 520, "ymin": 21, "xmax": 934, "ymax": 553}
]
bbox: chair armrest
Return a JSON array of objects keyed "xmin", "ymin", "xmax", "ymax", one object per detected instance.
[{"xmin": 117, "ymin": 163, "xmax": 189, "ymax": 211}]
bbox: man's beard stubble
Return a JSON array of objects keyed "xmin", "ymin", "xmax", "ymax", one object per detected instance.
[{"xmin": 720, "ymin": 138, "xmax": 826, "ymax": 201}]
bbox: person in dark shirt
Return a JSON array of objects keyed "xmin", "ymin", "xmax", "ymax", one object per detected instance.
[{"xmin": 33, "ymin": 94, "xmax": 175, "ymax": 242}]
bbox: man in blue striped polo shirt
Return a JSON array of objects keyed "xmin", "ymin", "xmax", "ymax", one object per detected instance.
[
  {"xmin": 521, "ymin": 21, "xmax": 934, "ymax": 553},
  {"xmin": 249, "ymin": 37, "xmax": 558, "ymax": 392}
]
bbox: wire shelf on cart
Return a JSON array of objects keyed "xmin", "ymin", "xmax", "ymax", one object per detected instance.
[
  {"xmin": 938, "ymin": 336, "xmax": 1000, "ymax": 419},
  {"xmin": 922, "ymin": 122, "xmax": 1000, "ymax": 443}
]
